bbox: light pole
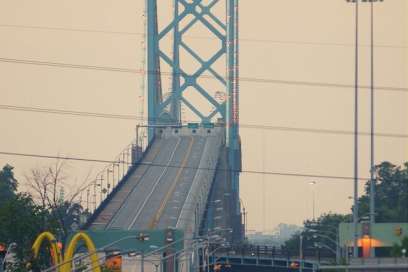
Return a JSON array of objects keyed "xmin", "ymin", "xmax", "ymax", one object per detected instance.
[
  {"xmin": 107, "ymin": 168, "xmax": 113, "ymax": 194},
  {"xmin": 346, "ymin": 0, "xmax": 384, "ymax": 258},
  {"xmin": 313, "ymin": 242, "xmax": 337, "ymax": 256},
  {"xmin": 309, "ymin": 181, "xmax": 317, "ymax": 220},
  {"xmin": 239, "ymin": 198, "xmax": 247, "ymax": 239},
  {"xmin": 299, "ymin": 234, "xmax": 303, "ymax": 272},
  {"xmin": 312, "ymin": 233, "xmax": 340, "ymax": 264},
  {"xmin": 136, "ymin": 232, "xmax": 150, "ymax": 272},
  {"xmin": 345, "ymin": 0, "xmax": 360, "ymax": 258},
  {"xmin": 86, "ymin": 188, "xmax": 90, "ymax": 212},
  {"xmin": 207, "ymin": 243, "xmax": 229, "ymax": 272},
  {"xmin": 367, "ymin": 1, "xmax": 384, "ymax": 259},
  {"xmin": 307, "ymin": 223, "xmax": 340, "ymax": 263},
  {"xmin": 203, "ymin": 228, "xmax": 232, "ymax": 272}
]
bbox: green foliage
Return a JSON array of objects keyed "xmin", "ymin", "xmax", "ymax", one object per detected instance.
[
  {"xmin": 0, "ymin": 164, "xmax": 85, "ymax": 270},
  {"xmin": 0, "ymin": 164, "xmax": 18, "ymax": 205},
  {"xmin": 283, "ymin": 161, "xmax": 408, "ymax": 261},
  {"xmin": 101, "ymin": 265, "xmax": 115, "ymax": 272},
  {"xmin": 47, "ymin": 201, "xmax": 84, "ymax": 243},
  {"xmin": 0, "ymin": 193, "xmax": 45, "ymax": 262},
  {"xmin": 390, "ymin": 236, "xmax": 408, "ymax": 257},
  {"xmin": 283, "ymin": 213, "xmax": 350, "ymax": 257},
  {"xmin": 359, "ymin": 162, "xmax": 408, "ymax": 222},
  {"xmin": 0, "ymin": 165, "xmax": 45, "ymax": 267}
]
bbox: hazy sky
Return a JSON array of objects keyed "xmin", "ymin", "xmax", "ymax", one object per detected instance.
[{"xmin": 0, "ymin": 0, "xmax": 407, "ymax": 232}]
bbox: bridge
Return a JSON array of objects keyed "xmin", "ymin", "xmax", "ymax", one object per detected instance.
[
  {"xmin": 83, "ymin": 0, "xmax": 241, "ymax": 238},
  {"xmin": 68, "ymin": 0, "xmax": 246, "ymax": 271},
  {"xmin": 18, "ymin": 1, "xmax": 322, "ymax": 271},
  {"xmin": 36, "ymin": 1, "xmax": 321, "ymax": 271},
  {"xmin": 86, "ymin": 126, "xmax": 229, "ymax": 236}
]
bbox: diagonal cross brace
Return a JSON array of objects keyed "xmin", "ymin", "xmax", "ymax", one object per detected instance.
[{"xmin": 148, "ymin": 0, "xmax": 236, "ymax": 125}]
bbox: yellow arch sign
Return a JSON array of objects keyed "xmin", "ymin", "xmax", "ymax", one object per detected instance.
[
  {"xmin": 62, "ymin": 232, "xmax": 101, "ymax": 272},
  {"xmin": 32, "ymin": 231, "xmax": 101, "ymax": 272},
  {"xmin": 31, "ymin": 231, "xmax": 63, "ymax": 271}
]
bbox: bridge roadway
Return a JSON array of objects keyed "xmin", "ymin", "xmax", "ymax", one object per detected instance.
[{"xmin": 89, "ymin": 127, "xmax": 223, "ymax": 232}]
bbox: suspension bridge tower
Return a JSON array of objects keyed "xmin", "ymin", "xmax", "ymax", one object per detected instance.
[{"xmin": 144, "ymin": 0, "xmax": 242, "ymax": 240}]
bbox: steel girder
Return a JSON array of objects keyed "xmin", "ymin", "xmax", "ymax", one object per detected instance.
[{"xmin": 146, "ymin": 0, "xmax": 239, "ymax": 136}]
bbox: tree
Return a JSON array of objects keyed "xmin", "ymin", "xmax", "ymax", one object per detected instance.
[
  {"xmin": 0, "ymin": 164, "xmax": 45, "ymax": 270},
  {"xmin": 0, "ymin": 164, "xmax": 18, "ymax": 205},
  {"xmin": 391, "ymin": 236, "xmax": 408, "ymax": 257},
  {"xmin": 359, "ymin": 162, "xmax": 408, "ymax": 222},
  {"xmin": 283, "ymin": 161, "xmax": 408, "ymax": 262},
  {"xmin": 283, "ymin": 213, "xmax": 351, "ymax": 260},
  {"xmin": 0, "ymin": 163, "xmax": 91, "ymax": 271},
  {"xmin": 0, "ymin": 192, "xmax": 46, "ymax": 270},
  {"xmin": 24, "ymin": 160, "xmax": 89, "ymax": 242}
]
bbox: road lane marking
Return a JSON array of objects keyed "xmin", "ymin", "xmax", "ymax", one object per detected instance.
[
  {"xmin": 148, "ymin": 136, "xmax": 195, "ymax": 229},
  {"xmin": 127, "ymin": 137, "xmax": 182, "ymax": 230},
  {"xmin": 104, "ymin": 139, "xmax": 164, "ymax": 229},
  {"xmin": 175, "ymin": 137, "xmax": 208, "ymax": 228}
]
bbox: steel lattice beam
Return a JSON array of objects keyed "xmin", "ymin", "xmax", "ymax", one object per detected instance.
[{"xmin": 146, "ymin": 0, "xmax": 238, "ymax": 133}]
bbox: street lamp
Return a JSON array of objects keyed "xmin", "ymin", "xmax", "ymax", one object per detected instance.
[
  {"xmin": 345, "ymin": 0, "xmax": 360, "ymax": 258},
  {"xmin": 137, "ymin": 232, "xmax": 150, "ymax": 272},
  {"xmin": 309, "ymin": 181, "xmax": 317, "ymax": 220},
  {"xmin": 313, "ymin": 242, "xmax": 337, "ymax": 256},
  {"xmin": 306, "ymin": 223, "xmax": 340, "ymax": 263},
  {"xmin": 239, "ymin": 198, "xmax": 247, "ymax": 239},
  {"xmin": 346, "ymin": 0, "xmax": 384, "ymax": 258},
  {"xmin": 206, "ymin": 243, "xmax": 229, "ymax": 272},
  {"xmin": 311, "ymin": 233, "xmax": 340, "ymax": 264},
  {"xmin": 299, "ymin": 234, "xmax": 304, "ymax": 272}
]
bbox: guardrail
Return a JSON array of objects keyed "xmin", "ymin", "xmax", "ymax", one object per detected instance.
[
  {"xmin": 350, "ymin": 257, "xmax": 408, "ymax": 266},
  {"xmin": 211, "ymin": 244, "xmax": 334, "ymax": 260},
  {"xmin": 80, "ymin": 128, "xmax": 149, "ymax": 215},
  {"xmin": 321, "ymin": 258, "xmax": 408, "ymax": 271}
]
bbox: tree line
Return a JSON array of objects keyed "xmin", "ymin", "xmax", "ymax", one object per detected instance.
[
  {"xmin": 0, "ymin": 162, "xmax": 89, "ymax": 271},
  {"xmin": 283, "ymin": 161, "xmax": 408, "ymax": 260}
]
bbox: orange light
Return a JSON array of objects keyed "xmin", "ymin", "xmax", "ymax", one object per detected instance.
[
  {"xmin": 0, "ymin": 243, "xmax": 6, "ymax": 252},
  {"xmin": 361, "ymin": 235, "xmax": 371, "ymax": 258},
  {"xmin": 57, "ymin": 242, "xmax": 63, "ymax": 250},
  {"xmin": 105, "ymin": 255, "xmax": 122, "ymax": 272},
  {"xmin": 290, "ymin": 262, "xmax": 299, "ymax": 268}
]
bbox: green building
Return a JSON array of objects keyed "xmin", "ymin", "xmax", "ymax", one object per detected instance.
[{"xmin": 339, "ymin": 223, "xmax": 408, "ymax": 257}]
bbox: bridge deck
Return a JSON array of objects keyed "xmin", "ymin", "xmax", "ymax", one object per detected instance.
[{"xmin": 89, "ymin": 127, "xmax": 223, "ymax": 232}]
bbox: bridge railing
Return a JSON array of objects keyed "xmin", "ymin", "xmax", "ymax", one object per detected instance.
[
  {"xmin": 211, "ymin": 244, "xmax": 334, "ymax": 260},
  {"xmin": 79, "ymin": 128, "xmax": 150, "ymax": 215}
]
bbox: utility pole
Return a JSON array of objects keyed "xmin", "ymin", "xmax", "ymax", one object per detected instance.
[
  {"xmin": 346, "ymin": 0, "xmax": 384, "ymax": 258},
  {"xmin": 369, "ymin": 0, "xmax": 376, "ymax": 258},
  {"xmin": 368, "ymin": 0, "xmax": 385, "ymax": 258},
  {"xmin": 348, "ymin": 0, "xmax": 360, "ymax": 258},
  {"xmin": 299, "ymin": 234, "xmax": 303, "ymax": 272},
  {"xmin": 309, "ymin": 181, "xmax": 317, "ymax": 221}
]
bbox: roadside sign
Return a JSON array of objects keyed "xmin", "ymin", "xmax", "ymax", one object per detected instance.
[
  {"xmin": 187, "ymin": 123, "xmax": 199, "ymax": 129},
  {"xmin": 203, "ymin": 123, "xmax": 215, "ymax": 129}
]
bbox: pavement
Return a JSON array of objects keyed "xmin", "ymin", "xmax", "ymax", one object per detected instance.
[{"xmin": 89, "ymin": 127, "xmax": 222, "ymax": 232}]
